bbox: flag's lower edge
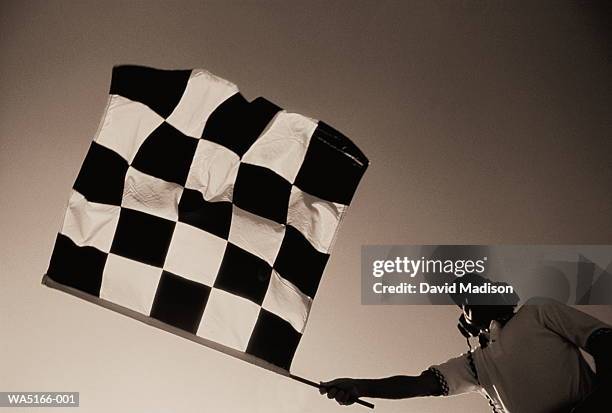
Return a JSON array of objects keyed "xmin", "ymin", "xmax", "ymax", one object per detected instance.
[{"xmin": 41, "ymin": 273, "xmax": 293, "ymax": 378}]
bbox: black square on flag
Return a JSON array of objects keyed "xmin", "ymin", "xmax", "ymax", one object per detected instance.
[
  {"xmin": 150, "ymin": 271, "xmax": 211, "ymax": 333},
  {"xmin": 73, "ymin": 142, "xmax": 129, "ymax": 205},
  {"xmin": 178, "ymin": 188, "xmax": 232, "ymax": 240},
  {"xmin": 131, "ymin": 122, "xmax": 198, "ymax": 186},
  {"xmin": 293, "ymin": 122, "xmax": 367, "ymax": 205},
  {"xmin": 47, "ymin": 234, "xmax": 107, "ymax": 297},
  {"xmin": 201, "ymin": 94, "xmax": 280, "ymax": 157},
  {"xmin": 110, "ymin": 65, "xmax": 191, "ymax": 119},
  {"xmin": 273, "ymin": 225, "xmax": 329, "ymax": 298},
  {"xmin": 214, "ymin": 243, "xmax": 272, "ymax": 305},
  {"xmin": 233, "ymin": 163, "xmax": 291, "ymax": 224},
  {"xmin": 110, "ymin": 208, "xmax": 175, "ymax": 267},
  {"xmin": 246, "ymin": 309, "xmax": 302, "ymax": 370}
]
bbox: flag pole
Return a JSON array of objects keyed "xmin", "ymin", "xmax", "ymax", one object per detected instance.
[{"xmin": 289, "ymin": 374, "xmax": 375, "ymax": 409}]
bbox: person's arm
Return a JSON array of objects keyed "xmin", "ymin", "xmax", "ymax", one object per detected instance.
[
  {"xmin": 571, "ymin": 328, "xmax": 612, "ymax": 412},
  {"xmin": 319, "ymin": 370, "xmax": 441, "ymax": 405},
  {"xmin": 534, "ymin": 299, "xmax": 612, "ymax": 380},
  {"xmin": 586, "ymin": 327, "xmax": 612, "ymax": 382},
  {"xmin": 320, "ymin": 353, "xmax": 480, "ymax": 405}
]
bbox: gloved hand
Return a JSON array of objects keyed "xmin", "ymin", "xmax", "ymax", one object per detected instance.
[{"xmin": 319, "ymin": 378, "xmax": 363, "ymax": 406}]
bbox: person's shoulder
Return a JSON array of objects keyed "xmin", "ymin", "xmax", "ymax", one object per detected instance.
[
  {"xmin": 520, "ymin": 296, "xmax": 568, "ymax": 309},
  {"xmin": 498, "ymin": 301, "xmax": 533, "ymax": 329},
  {"xmin": 518, "ymin": 297, "xmax": 568, "ymax": 321}
]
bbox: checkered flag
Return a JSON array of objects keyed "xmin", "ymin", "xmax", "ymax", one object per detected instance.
[{"xmin": 44, "ymin": 65, "xmax": 368, "ymax": 373}]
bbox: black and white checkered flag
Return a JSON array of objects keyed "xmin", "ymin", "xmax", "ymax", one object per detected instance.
[{"xmin": 44, "ymin": 65, "xmax": 368, "ymax": 373}]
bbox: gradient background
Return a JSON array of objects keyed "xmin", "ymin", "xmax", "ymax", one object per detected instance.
[{"xmin": 2, "ymin": 1, "xmax": 611, "ymax": 412}]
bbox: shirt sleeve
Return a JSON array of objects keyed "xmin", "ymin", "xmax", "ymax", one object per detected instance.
[
  {"xmin": 428, "ymin": 353, "xmax": 480, "ymax": 396},
  {"xmin": 533, "ymin": 298, "xmax": 612, "ymax": 349}
]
